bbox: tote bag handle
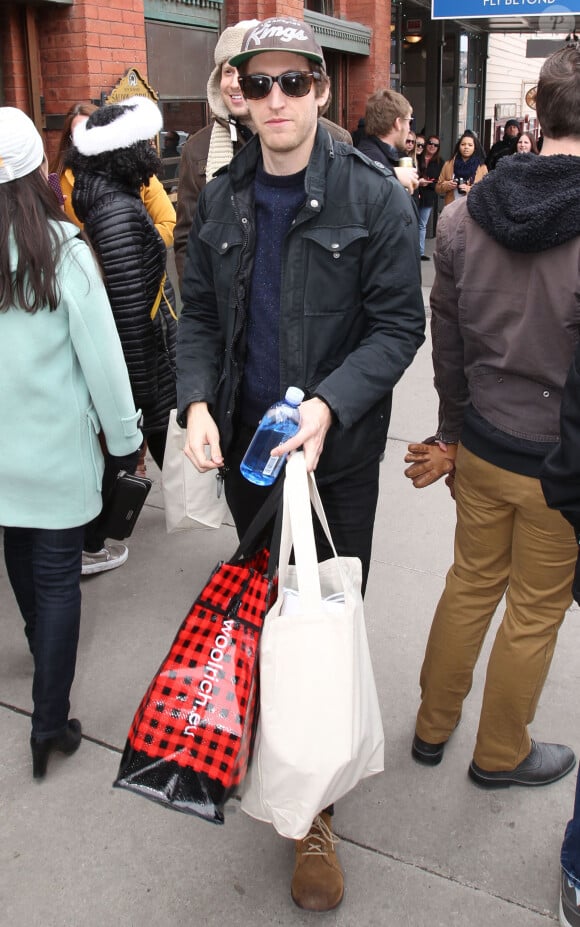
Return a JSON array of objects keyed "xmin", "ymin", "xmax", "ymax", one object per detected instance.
[{"xmin": 278, "ymin": 452, "xmax": 345, "ymax": 612}]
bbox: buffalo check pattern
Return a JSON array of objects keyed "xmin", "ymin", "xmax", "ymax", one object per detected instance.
[{"xmin": 116, "ymin": 549, "xmax": 275, "ymax": 818}]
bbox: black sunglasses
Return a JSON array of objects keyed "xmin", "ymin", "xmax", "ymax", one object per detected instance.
[
  {"xmin": 416, "ymin": 142, "xmax": 425, "ymax": 149},
  {"xmin": 238, "ymin": 70, "xmax": 321, "ymax": 101},
  {"xmin": 427, "ymin": 140, "xmax": 440, "ymax": 147}
]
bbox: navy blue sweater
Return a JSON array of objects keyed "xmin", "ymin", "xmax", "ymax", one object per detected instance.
[{"xmin": 240, "ymin": 163, "xmax": 306, "ymax": 426}]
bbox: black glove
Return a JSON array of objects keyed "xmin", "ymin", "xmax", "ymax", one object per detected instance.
[
  {"xmin": 109, "ymin": 448, "xmax": 141, "ymax": 476},
  {"xmin": 101, "ymin": 447, "xmax": 142, "ymax": 503}
]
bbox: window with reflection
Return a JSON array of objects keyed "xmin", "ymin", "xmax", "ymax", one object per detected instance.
[{"xmin": 304, "ymin": 0, "xmax": 333, "ymax": 14}]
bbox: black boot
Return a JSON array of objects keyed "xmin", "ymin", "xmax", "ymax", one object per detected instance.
[{"xmin": 30, "ymin": 719, "xmax": 82, "ymax": 780}]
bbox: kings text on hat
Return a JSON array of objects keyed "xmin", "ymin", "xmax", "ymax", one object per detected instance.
[{"xmin": 246, "ymin": 23, "xmax": 310, "ymax": 48}]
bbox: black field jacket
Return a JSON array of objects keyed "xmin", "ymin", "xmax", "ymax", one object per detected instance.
[{"xmin": 177, "ymin": 126, "xmax": 425, "ymax": 482}]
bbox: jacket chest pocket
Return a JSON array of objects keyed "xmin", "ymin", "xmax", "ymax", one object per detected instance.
[
  {"xmin": 301, "ymin": 225, "xmax": 369, "ymax": 316},
  {"xmin": 199, "ymin": 220, "xmax": 244, "ymax": 302}
]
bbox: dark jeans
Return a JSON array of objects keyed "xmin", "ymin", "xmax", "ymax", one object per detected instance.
[
  {"xmin": 562, "ymin": 768, "xmax": 580, "ymax": 886},
  {"xmin": 4, "ymin": 525, "xmax": 84, "ymax": 739},
  {"xmin": 225, "ymin": 424, "xmax": 380, "ymax": 595}
]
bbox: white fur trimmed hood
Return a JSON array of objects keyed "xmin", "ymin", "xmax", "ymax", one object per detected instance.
[{"xmin": 73, "ymin": 96, "xmax": 162, "ymax": 156}]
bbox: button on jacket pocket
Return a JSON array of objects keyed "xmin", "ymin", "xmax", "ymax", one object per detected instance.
[
  {"xmin": 199, "ymin": 221, "xmax": 244, "ymax": 304},
  {"xmin": 199, "ymin": 221, "xmax": 244, "ymax": 257},
  {"xmin": 302, "ymin": 226, "xmax": 369, "ymax": 315}
]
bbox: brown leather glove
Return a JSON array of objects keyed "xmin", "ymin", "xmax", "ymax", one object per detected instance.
[{"xmin": 404, "ymin": 441, "xmax": 458, "ymax": 490}]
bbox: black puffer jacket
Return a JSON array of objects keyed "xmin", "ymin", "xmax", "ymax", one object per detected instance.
[
  {"xmin": 73, "ymin": 172, "xmax": 176, "ymax": 434},
  {"xmin": 177, "ymin": 126, "xmax": 425, "ymax": 483}
]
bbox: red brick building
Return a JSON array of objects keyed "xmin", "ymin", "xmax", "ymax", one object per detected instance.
[
  {"xmin": 1, "ymin": 0, "xmax": 388, "ymax": 164},
  {"xmin": 4, "ymin": 1, "xmax": 515, "ymax": 172}
]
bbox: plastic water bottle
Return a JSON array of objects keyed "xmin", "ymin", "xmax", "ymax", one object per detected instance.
[{"xmin": 240, "ymin": 387, "xmax": 304, "ymax": 486}]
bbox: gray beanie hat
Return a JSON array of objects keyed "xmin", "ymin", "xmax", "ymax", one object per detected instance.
[
  {"xmin": 205, "ymin": 20, "xmax": 259, "ymax": 182},
  {"xmin": 206, "ymin": 20, "xmax": 260, "ymax": 120}
]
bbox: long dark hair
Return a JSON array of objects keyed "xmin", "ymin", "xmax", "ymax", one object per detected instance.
[
  {"xmin": 452, "ymin": 129, "xmax": 486, "ymax": 163},
  {"xmin": 0, "ymin": 167, "xmax": 68, "ymax": 313},
  {"xmin": 418, "ymin": 135, "xmax": 442, "ymax": 175}
]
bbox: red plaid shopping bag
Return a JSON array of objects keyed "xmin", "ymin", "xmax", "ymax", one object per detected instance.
[{"xmin": 114, "ymin": 540, "xmax": 277, "ymax": 823}]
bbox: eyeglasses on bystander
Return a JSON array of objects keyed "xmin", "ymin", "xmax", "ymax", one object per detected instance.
[
  {"xmin": 427, "ymin": 140, "xmax": 440, "ymax": 148},
  {"xmin": 238, "ymin": 70, "xmax": 322, "ymax": 101}
]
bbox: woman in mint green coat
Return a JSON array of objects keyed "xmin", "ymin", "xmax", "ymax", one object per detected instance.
[{"xmin": 0, "ymin": 107, "xmax": 142, "ymax": 779}]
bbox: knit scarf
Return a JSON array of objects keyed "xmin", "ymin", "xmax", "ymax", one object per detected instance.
[
  {"xmin": 205, "ymin": 119, "xmax": 236, "ymax": 182},
  {"xmin": 452, "ymin": 151, "xmax": 483, "ymax": 184}
]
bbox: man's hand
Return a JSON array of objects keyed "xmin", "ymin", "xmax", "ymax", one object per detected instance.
[
  {"xmin": 404, "ymin": 441, "xmax": 457, "ymax": 489},
  {"xmin": 184, "ymin": 402, "xmax": 223, "ymax": 472},
  {"xmin": 272, "ymin": 397, "xmax": 333, "ymax": 473}
]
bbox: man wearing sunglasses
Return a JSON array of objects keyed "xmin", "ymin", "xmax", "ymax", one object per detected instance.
[
  {"xmin": 177, "ymin": 17, "xmax": 424, "ymax": 911},
  {"xmin": 173, "ymin": 21, "xmax": 352, "ymax": 288}
]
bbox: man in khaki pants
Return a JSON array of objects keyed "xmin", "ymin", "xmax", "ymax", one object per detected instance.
[{"xmin": 404, "ymin": 44, "xmax": 580, "ymax": 788}]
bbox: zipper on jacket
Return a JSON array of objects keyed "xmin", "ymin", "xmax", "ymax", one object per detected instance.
[{"xmin": 227, "ymin": 192, "xmax": 252, "ymax": 422}]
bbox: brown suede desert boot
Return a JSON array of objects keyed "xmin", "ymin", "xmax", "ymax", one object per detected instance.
[{"xmin": 291, "ymin": 811, "xmax": 344, "ymax": 911}]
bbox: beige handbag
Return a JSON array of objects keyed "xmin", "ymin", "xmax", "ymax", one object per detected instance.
[
  {"xmin": 241, "ymin": 452, "xmax": 384, "ymax": 838},
  {"xmin": 161, "ymin": 409, "xmax": 229, "ymax": 532}
]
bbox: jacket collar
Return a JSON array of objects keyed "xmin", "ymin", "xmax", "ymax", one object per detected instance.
[
  {"xmin": 368, "ymin": 136, "xmax": 400, "ymax": 166},
  {"xmin": 227, "ymin": 123, "xmax": 334, "ymax": 213}
]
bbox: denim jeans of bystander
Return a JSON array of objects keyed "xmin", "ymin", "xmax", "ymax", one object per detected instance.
[
  {"xmin": 418, "ymin": 206, "xmax": 432, "ymax": 257},
  {"xmin": 4, "ymin": 524, "xmax": 84, "ymax": 739}
]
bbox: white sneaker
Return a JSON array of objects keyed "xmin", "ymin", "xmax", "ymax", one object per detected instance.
[{"xmin": 81, "ymin": 543, "xmax": 128, "ymax": 575}]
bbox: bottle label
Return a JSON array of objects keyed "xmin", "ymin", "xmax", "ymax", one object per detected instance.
[{"xmin": 262, "ymin": 455, "xmax": 278, "ymax": 477}]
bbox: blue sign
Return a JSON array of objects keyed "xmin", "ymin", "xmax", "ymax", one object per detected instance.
[{"xmin": 432, "ymin": 0, "xmax": 580, "ymax": 19}]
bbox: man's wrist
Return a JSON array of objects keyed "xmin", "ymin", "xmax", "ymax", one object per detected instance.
[
  {"xmin": 186, "ymin": 400, "xmax": 208, "ymax": 421},
  {"xmin": 312, "ymin": 394, "xmax": 336, "ymax": 424}
]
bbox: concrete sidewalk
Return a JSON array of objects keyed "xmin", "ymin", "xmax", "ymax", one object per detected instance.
[{"xmin": 1, "ymin": 243, "xmax": 577, "ymax": 926}]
